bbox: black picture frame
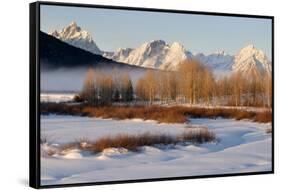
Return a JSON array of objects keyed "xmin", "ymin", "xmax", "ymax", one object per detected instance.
[{"xmin": 29, "ymin": 1, "xmax": 274, "ymax": 189}]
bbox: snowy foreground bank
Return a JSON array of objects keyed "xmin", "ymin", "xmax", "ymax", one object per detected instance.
[{"xmin": 41, "ymin": 115, "xmax": 272, "ymax": 185}]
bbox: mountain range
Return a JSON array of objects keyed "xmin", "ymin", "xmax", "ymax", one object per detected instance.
[{"xmin": 49, "ymin": 22, "xmax": 272, "ymax": 75}]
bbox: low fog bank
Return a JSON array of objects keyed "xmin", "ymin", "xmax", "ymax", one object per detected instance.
[{"xmin": 41, "ymin": 67, "xmax": 146, "ymax": 92}]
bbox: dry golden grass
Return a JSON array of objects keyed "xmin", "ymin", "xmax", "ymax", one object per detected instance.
[
  {"xmin": 253, "ymin": 111, "xmax": 272, "ymax": 123},
  {"xmin": 178, "ymin": 128, "xmax": 216, "ymax": 143},
  {"xmin": 41, "ymin": 103, "xmax": 272, "ymax": 123},
  {"xmin": 58, "ymin": 129, "xmax": 216, "ymax": 153}
]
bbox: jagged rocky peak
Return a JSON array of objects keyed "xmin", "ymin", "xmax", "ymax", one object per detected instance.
[
  {"xmin": 51, "ymin": 21, "xmax": 81, "ymax": 39},
  {"xmin": 49, "ymin": 21, "xmax": 102, "ymax": 55}
]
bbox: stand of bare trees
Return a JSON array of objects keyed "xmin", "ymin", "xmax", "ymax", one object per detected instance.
[
  {"xmin": 135, "ymin": 60, "xmax": 216, "ymax": 105},
  {"xmin": 216, "ymin": 69, "xmax": 272, "ymax": 107},
  {"xmin": 80, "ymin": 69, "xmax": 133, "ymax": 105},
  {"xmin": 135, "ymin": 60, "xmax": 272, "ymax": 107},
  {"xmin": 80, "ymin": 60, "xmax": 272, "ymax": 108}
]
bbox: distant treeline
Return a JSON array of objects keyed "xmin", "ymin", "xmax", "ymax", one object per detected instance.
[{"xmin": 77, "ymin": 60, "xmax": 272, "ymax": 107}]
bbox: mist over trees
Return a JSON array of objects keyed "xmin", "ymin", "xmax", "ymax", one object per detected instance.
[
  {"xmin": 79, "ymin": 60, "xmax": 272, "ymax": 107},
  {"xmin": 80, "ymin": 69, "xmax": 134, "ymax": 105}
]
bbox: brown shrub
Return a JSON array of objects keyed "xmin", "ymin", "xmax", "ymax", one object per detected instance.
[
  {"xmin": 254, "ymin": 111, "xmax": 272, "ymax": 123},
  {"xmin": 59, "ymin": 129, "xmax": 217, "ymax": 153},
  {"xmin": 233, "ymin": 110, "xmax": 255, "ymax": 121},
  {"xmin": 41, "ymin": 103, "xmax": 272, "ymax": 123},
  {"xmin": 91, "ymin": 134, "xmax": 141, "ymax": 152},
  {"xmin": 177, "ymin": 128, "xmax": 216, "ymax": 143}
]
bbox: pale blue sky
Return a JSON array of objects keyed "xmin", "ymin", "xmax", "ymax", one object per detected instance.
[{"xmin": 40, "ymin": 5, "xmax": 272, "ymax": 59}]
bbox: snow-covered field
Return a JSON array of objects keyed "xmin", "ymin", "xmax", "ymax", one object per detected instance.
[
  {"xmin": 41, "ymin": 93, "xmax": 76, "ymax": 103},
  {"xmin": 41, "ymin": 115, "xmax": 272, "ymax": 185}
]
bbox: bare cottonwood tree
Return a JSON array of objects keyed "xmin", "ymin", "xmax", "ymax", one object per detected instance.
[
  {"xmin": 136, "ymin": 78, "xmax": 147, "ymax": 101},
  {"xmin": 178, "ymin": 59, "xmax": 208, "ymax": 104},
  {"xmin": 120, "ymin": 73, "xmax": 133, "ymax": 102},
  {"xmin": 145, "ymin": 70, "xmax": 158, "ymax": 105},
  {"xmin": 80, "ymin": 68, "xmax": 96, "ymax": 105},
  {"xmin": 98, "ymin": 75, "xmax": 113, "ymax": 105},
  {"xmin": 136, "ymin": 70, "xmax": 157, "ymax": 104},
  {"xmin": 202, "ymin": 68, "xmax": 215, "ymax": 105}
]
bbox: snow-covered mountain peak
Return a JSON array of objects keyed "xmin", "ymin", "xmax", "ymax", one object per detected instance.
[
  {"xmin": 235, "ymin": 44, "xmax": 268, "ymax": 63},
  {"xmin": 236, "ymin": 44, "xmax": 269, "ymax": 61},
  {"xmin": 68, "ymin": 22, "xmax": 92, "ymax": 41},
  {"xmin": 49, "ymin": 21, "xmax": 102, "ymax": 55},
  {"xmin": 238, "ymin": 44, "xmax": 260, "ymax": 55},
  {"xmin": 232, "ymin": 44, "xmax": 271, "ymax": 74}
]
